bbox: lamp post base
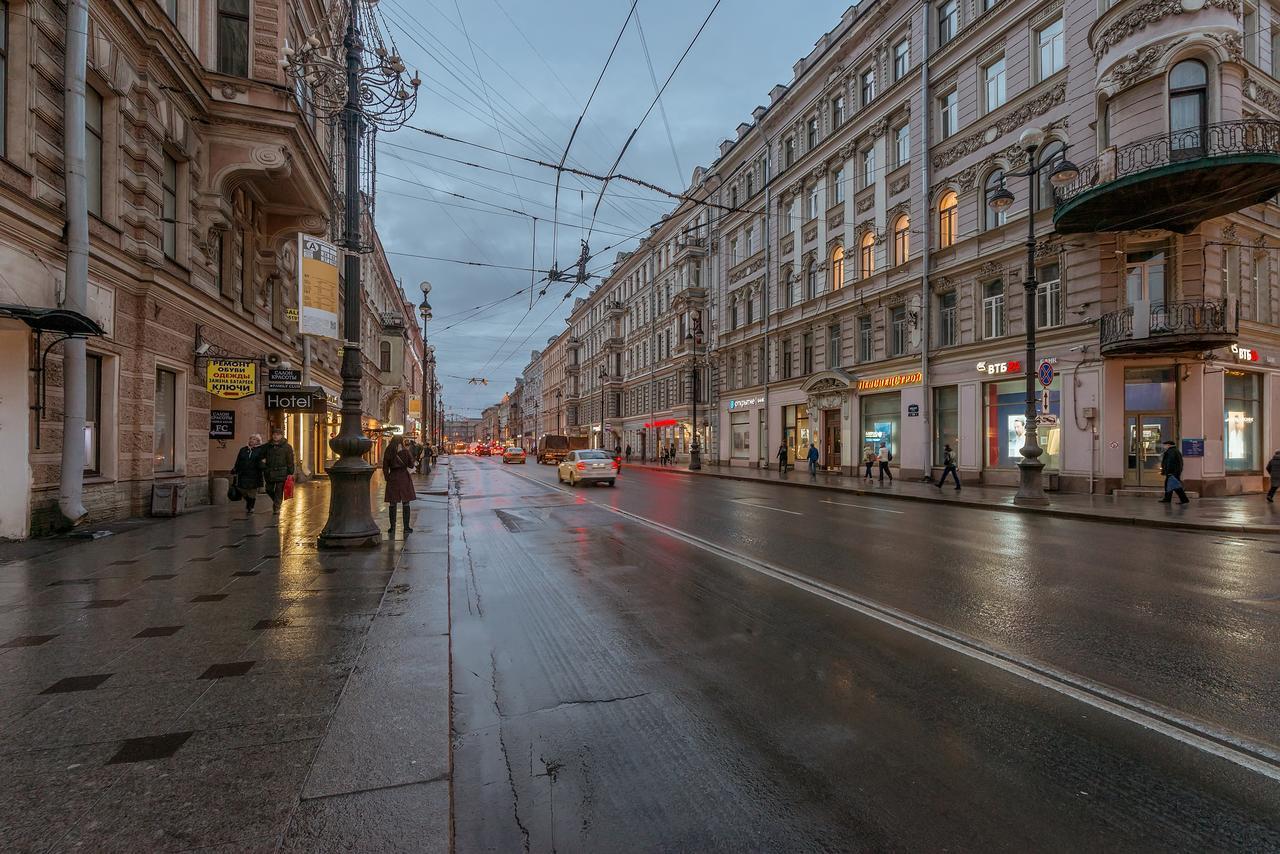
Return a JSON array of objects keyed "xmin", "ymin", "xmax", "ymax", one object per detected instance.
[
  {"xmin": 1013, "ymin": 456, "xmax": 1050, "ymax": 506},
  {"xmin": 318, "ymin": 458, "xmax": 382, "ymax": 549},
  {"xmin": 688, "ymin": 446, "xmax": 702, "ymax": 471}
]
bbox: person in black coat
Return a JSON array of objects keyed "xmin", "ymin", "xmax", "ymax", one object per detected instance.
[
  {"xmin": 260, "ymin": 428, "xmax": 296, "ymax": 514},
  {"xmin": 1159, "ymin": 440, "xmax": 1189, "ymax": 504},
  {"xmin": 1266, "ymin": 449, "xmax": 1280, "ymax": 503},
  {"xmin": 231, "ymin": 433, "xmax": 265, "ymax": 514}
]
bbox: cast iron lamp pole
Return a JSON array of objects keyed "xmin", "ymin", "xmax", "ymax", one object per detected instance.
[
  {"xmin": 598, "ymin": 367, "xmax": 607, "ymax": 450},
  {"xmin": 556, "ymin": 389, "xmax": 562, "ymax": 433},
  {"xmin": 684, "ymin": 331, "xmax": 702, "ymax": 470},
  {"xmin": 986, "ymin": 127, "xmax": 1078, "ymax": 506}
]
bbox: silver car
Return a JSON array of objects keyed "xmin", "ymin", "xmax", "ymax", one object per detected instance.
[{"xmin": 557, "ymin": 449, "xmax": 618, "ymax": 487}]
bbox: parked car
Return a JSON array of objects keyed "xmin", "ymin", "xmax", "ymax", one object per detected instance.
[
  {"xmin": 557, "ymin": 449, "xmax": 618, "ymax": 487},
  {"xmin": 502, "ymin": 446, "xmax": 526, "ymax": 464}
]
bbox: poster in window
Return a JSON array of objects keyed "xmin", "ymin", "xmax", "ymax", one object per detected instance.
[{"xmin": 298, "ymin": 234, "xmax": 340, "ymax": 340}]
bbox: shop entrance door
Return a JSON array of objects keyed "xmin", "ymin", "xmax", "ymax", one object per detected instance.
[
  {"xmin": 1125, "ymin": 414, "xmax": 1174, "ymax": 486},
  {"xmin": 823, "ymin": 410, "xmax": 841, "ymax": 470}
]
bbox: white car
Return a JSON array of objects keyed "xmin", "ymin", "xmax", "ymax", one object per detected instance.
[{"xmin": 557, "ymin": 449, "xmax": 618, "ymax": 487}]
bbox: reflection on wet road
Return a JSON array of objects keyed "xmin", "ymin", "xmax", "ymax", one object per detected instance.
[{"xmin": 448, "ymin": 456, "xmax": 1280, "ymax": 852}]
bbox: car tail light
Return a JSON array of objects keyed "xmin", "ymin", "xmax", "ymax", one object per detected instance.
[
  {"xmin": 576, "ymin": 462, "xmax": 586, "ymax": 471},
  {"xmin": 612, "ymin": 460, "xmax": 619, "ymax": 470}
]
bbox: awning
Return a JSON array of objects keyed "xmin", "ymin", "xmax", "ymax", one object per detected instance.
[{"xmin": 0, "ymin": 305, "xmax": 105, "ymax": 336}]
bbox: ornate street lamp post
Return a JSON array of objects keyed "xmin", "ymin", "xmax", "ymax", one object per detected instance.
[
  {"xmin": 684, "ymin": 331, "xmax": 703, "ymax": 470},
  {"xmin": 555, "ymin": 389, "xmax": 562, "ymax": 434},
  {"xmin": 598, "ymin": 367, "xmax": 608, "ymax": 450},
  {"xmin": 282, "ymin": 0, "xmax": 420, "ymax": 547},
  {"xmin": 986, "ymin": 128, "xmax": 1078, "ymax": 506}
]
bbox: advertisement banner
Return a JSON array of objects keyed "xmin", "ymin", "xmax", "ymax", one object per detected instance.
[
  {"xmin": 209, "ymin": 410, "xmax": 236, "ymax": 439},
  {"xmin": 409, "ymin": 396, "xmax": 422, "ymax": 417},
  {"xmin": 206, "ymin": 359, "xmax": 257, "ymax": 400},
  {"xmin": 298, "ymin": 234, "xmax": 340, "ymax": 339}
]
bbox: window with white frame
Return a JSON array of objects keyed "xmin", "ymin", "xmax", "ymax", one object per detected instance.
[
  {"xmin": 862, "ymin": 148, "xmax": 876, "ymax": 188},
  {"xmin": 828, "ymin": 324, "xmax": 841, "ymax": 369},
  {"xmin": 983, "ymin": 170, "xmax": 1007, "ymax": 230},
  {"xmin": 895, "ymin": 124, "xmax": 910, "ymax": 166},
  {"xmin": 890, "ymin": 306, "xmax": 908, "ymax": 356},
  {"xmin": 154, "ymin": 367, "xmax": 178, "ymax": 472},
  {"xmin": 861, "ymin": 69, "xmax": 876, "ymax": 105},
  {"xmin": 1255, "ymin": 252, "xmax": 1273, "ymax": 323},
  {"xmin": 858, "ymin": 316, "xmax": 873, "ymax": 362},
  {"xmin": 860, "ymin": 231, "xmax": 876, "ymax": 278},
  {"xmin": 1244, "ymin": 4, "xmax": 1259, "ymax": 65},
  {"xmin": 893, "ymin": 214, "xmax": 910, "ymax": 265},
  {"xmin": 894, "ymin": 39, "xmax": 910, "ymax": 80},
  {"xmin": 806, "ymin": 261, "xmax": 817, "ymax": 299},
  {"xmin": 832, "ymin": 167, "xmax": 845, "ymax": 205},
  {"xmin": 807, "ymin": 184, "xmax": 819, "ymax": 220},
  {"xmin": 1036, "ymin": 262, "xmax": 1062, "ymax": 329},
  {"xmin": 807, "ymin": 117, "xmax": 819, "ymax": 149},
  {"xmin": 86, "ymin": 86, "xmax": 104, "ymax": 217},
  {"xmin": 939, "ymin": 89, "xmax": 958, "ymax": 139},
  {"xmin": 832, "ymin": 94, "xmax": 845, "ymax": 128},
  {"xmin": 983, "ymin": 57, "xmax": 1006, "ymax": 113},
  {"xmin": 982, "ymin": 281, "xmax": 1005, "ymax": 338},
  {"xmin": 831, "ymin": 245, "xmax": 845, "ymax": 290},
  {"xmin": 784, "ymin": 136, "xmax": 796, "ymax": 168},
  {"xmin": 938, "ymin": 291, "xmax": 957, "ymax": 346},
  {"xmin": 745, "ymin": 223, "xmax": 755, "ymax": 256},
  {"xmin": 1036, "ymin": 17, "xmax": 1065, "ymax": 81},
  {"xmin": 938, "ymin": 0, "xmax": 959, "ymax": 45},
  {"xmin": 1035, "ymin": 140, "xmax": 1065, "ymax": 210}
]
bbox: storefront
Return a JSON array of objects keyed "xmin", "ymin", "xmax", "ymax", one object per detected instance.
[
  {"xmin": 1224, "ymin": 368, "xmax": 1264, "ymax": 476},
  {"xmin": 1121, "ymin": 366, "xmax": 1175, "ymax": 487},
  {"xmin": 984, "ymin": 376, "xmax": 1063, "ymax": 473},
  {"xmin": 782, "ymin": 404, "xmax": 810, "ymax": 465},
  {"xmin": 860, "ymin": 393, "xmax": 900, "ymax": 461},
  {"xmin": 723, "ymin": 395, "xmax": 765, "ymax": 465}
]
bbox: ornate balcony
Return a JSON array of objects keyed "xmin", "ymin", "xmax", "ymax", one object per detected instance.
[
  {"xmin": 1098, "ymin": 299, "xmax": 1237, "ymax": 355},
  {"xmin": 1054, "ymin": 121, "xmax": 1280, "ymax": 233}
]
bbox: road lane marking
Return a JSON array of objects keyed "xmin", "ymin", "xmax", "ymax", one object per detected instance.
[
  {"xmin": 732, "ymin": 498, "xmax": 802, "ymax": 515},
  {"xmin": 820, "ymin": 499, "xmax": 904, "ymax": 514},
  {"xmin": 496, "ymin": 462, "xmax": 1280, "ymax": 784}
]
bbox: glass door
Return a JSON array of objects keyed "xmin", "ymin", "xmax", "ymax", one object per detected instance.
[
  {"xmin": 1125, "ymin": 414, "xmax": 1174, "ymax": 486},
  {"xmin": 823, "ymin": 410, "xmax": 841, "ymax": 470}
]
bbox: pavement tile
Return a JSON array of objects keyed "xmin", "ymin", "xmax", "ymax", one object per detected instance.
[
  {"xmin": 40, "ymin": 673, "xmax": 114, "ymax": 694},
  {"xmin": 281, "ymin": 780, "xmax": 449, "ymax": 853},
  {"xmin": 108, "ymin": 731, "xmax": 194, "ymax": 764},
  {"xmin": 3, "ymin": 681, "xmax": 210, "ymax": 751},
  {"xmin": 2, "ymin": 633, "xmax": 58, "ymax": 647},
  {"xmin": 134, "ymin": 625, "xmax": 184, "ymax": 638},
  {"xmin": 190, "ymin": 594, "xmax": 228, "ymax": 603},
  {"xmin": 175, "ymin": 666, "xmax": 349, "ymax": 731},
  {"xmin": 0, "ymin": 743, "xmax": 124, "ymax": 852},
  {"xmin": 198, "ymin": 661, "xmax": 256, "ymax": 679}
]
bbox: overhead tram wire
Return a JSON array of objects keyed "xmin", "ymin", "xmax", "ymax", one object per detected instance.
[{"xmin": 634, "ymin": 6, "xmax": 685, "ymax": 187}]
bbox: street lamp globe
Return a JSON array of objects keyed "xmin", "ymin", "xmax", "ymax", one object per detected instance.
[
  {"xmin": 420, "ymin": 280, "xmax": 431, "ymax": 297},
  {"xmin": 1050, "ymin": 159, "xmax": 1081, "ymax": 187},
  {"xmin": 988, "ymin": 185, "xmax": 1016, "ymax": 210},
  {"xmin": 1019, "ymin": 127, "xmax": 1045, "ymax": 151}
]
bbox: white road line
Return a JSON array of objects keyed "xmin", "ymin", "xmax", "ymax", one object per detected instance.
[
  {"xmin": 820, "ymin": 499, "xmax": 904, "ymax": 514},
  {"xmin": 732, "ymin": 498, "xmax": 802, "ymax": 515},
  {"xmin": 496, "ymin": 462, "xmax": 1280, "ymax": 784}
]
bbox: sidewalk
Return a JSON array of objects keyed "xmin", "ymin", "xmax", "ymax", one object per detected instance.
[
  {"xmin": 625, "ymin": 460, "xmax": 1280, "ymax": 534},
  {"xmin": 0, "ymin": 465, "xmax": 451, "ymax": 852}
]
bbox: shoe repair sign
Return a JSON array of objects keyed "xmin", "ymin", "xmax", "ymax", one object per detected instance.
[{"xmin": 206, "ymin": 359, "xmax": 258, "ymax": 400}]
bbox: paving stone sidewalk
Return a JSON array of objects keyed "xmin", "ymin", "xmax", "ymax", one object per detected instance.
[
  {"xmin": 624, "ymin": 460, "xmax": 1280, "ymax": 534},
  {"xmin": 0, "ymin": 465, "xmax": 451, "ymax": 852}
]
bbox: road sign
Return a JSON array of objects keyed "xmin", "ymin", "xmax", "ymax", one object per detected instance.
[
  {"xmin": 907, "ymin": 404, "xmax": 920, "ymax": 417},
  {"xmin": 1040, "ymin": 389, "xmax": 1051, "ymax": 413},
  {"xmin": 265, "ymin": 386, "xmax": 326, "ymax": 413},
  {"xmin": 1035, "ymin": 414, "xmax": 1059, "ymax": 427},
  {"xmin": 1038, "ymin": 361, "xmax": 1055, "ymax": 387}
]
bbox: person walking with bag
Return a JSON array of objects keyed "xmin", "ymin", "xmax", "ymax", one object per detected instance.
[
  {"xmin": 1267, "ymin": 449, "xmax": 1280, "ymax": 503},
  {"xmin": 777, "ymin": 442, "xmax": 789, "ymax": 474},
  {"xmin": 230, "ymin": 433, "xmax": 265, "ymax": 514},
  {"xmin": 806, "ymin": 442, "xmax": 820, "ymax": 476},
  {"xmin": 261, "ymin": 428, "xmax": 295, "ymax": 515},
  {"xmin": 936, "ymin": 444, "xmax": 961, "ymax": 491},
  {"xmin": 862, "ymin": 446, "xmax": 875, "ymax": 479},
  {"xmin": 1159, "ymin": 439, "xmax": 1189, "ymax": 504},
  {"xmin": 877, "ymin": 443, "xmax": 894, "ymax": 483},
  {"xmin": 383, "ymin": 435, "xmax": 417, "ymax": 537}
]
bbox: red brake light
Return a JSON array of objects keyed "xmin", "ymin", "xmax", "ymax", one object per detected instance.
[
  {"xmin": 612, "ymin": 460, "xmax": 619, "ymax": 470},
  {"xmin": 576, "ymin": 462, "xmax": 586, "ymax": 471}
]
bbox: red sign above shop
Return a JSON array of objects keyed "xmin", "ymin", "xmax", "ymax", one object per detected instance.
[
  {"xmin": 976, "ymin": 360, "xmax": 1021, "ymax": 375},
  {"xmin": 644, "ymin": 419, "xmax": 680, "ymax": 428}
]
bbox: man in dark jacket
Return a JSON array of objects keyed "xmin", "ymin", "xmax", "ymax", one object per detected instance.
[
  {"xmin": 261, "ymin": 428, "xmax": 296, "ymax": 514},
  {"xmin": 1267, "ymin": 450, "xmax": 1280, "ymax": 503},
  {"xmin": 1159, "ymin": 439, "xmax": 1189, "ymax": 504},
  {"xmin": 231, "ymin": 433, "xmax": 264, "ymax": 514}
]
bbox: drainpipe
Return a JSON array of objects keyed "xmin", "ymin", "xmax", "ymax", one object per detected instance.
[
  {"xmin": 917, "ymin": 0, "xmax": 934, "ymax": 482},
  {"xmin": 58, "ymin": 0, "xmax": 90, "ymax": 525}
]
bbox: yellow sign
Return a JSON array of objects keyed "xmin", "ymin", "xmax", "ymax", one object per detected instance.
[
  {"xmin": 857, "ymin": 371, "xmax": 922, "ymax": 392},
  {"xmin": 206, "ymin": 359, "xmax": 257, "ymax": 399},
  {"xmin": 298, "ymin": 235, "xmax": 340, "ymax": 339},
  {"xmin": 408, "ymin": 396, "xmax": 422, "ymax": 417}
]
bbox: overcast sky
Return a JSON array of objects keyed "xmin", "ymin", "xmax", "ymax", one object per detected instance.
[{"xmin": 374, "ymin": 0, "xmax": 848, "ymax": 417}]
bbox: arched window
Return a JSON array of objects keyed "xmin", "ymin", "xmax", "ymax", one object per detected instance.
[
  {"xmin": 805, "ymin": 260, "xmax": 817, "ymax": 299},
  {"xmin": 379, "ymin": 340, "xmax": 391, "ymax": 372},
  {"xmin": 938, "ymin": 191, "xmax": 958, "ymax": 248},
  {"xmin": 860, "ymin": 232, "xmax": 876, "ymax": 278},
  {"xmin": 831, "ymin": 245, "xmax": 845, "ymax": 290},
  {"xmin": 893, "ymin": 215, "xmax": 910, "ymax": 265},
  {"xmin": 984, "ymin": 170, "xmax": 1007, "ymax": 230},
  {"xmin": 1036, "ymin": 141, "xmax": 1065, "ymax": 211},
  {"xmin": 1169, "ymin": 59, "xmax": 1207, "ymax": 156}
]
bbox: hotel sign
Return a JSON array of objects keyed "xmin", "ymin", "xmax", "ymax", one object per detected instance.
[{"xmin": 857, "ymin": 371, "xmax": 922, "ymax": 392}]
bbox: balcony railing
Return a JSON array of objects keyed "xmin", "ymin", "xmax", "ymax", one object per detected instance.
[{"xmin": 1099, "ymin": 298, "xmax": 1237, "ymax": 353}]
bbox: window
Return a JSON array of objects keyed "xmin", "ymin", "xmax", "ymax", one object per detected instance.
[
  {"xmin": 731, "ymin": 186, "xmax": 739, "ymax": 209},
  {"xmin": 982, "ymin": 280, "xmax": 1005, "ymax": 338},
  {"xmin": 894, "ymin": 39, "xmax": 910, "ymax": 80},
  {"xmin": 784, "ymin": 136, "xmax": 796, "ymax": 168},
  {"xmin": 933, "ymin": 386, "xmax": 959, "ymax": 466},
  {"xmin": 213, "ymin": 230, "xmax": 228, "ymax": 295},
  {"xmin": 162, "ymin": 154, "xmax": 178, "ymax": 259},
  {"xmin": 984, "ymin": 170, "xmax": 1007, "ymax": 230},
  {"xmin": 747, "ymin": 172, "xmax": 754, "ymax": 198},
  {"xmin": 807, "ymin": 184, "xmax": 819, "ymax": 220},
  {"xmin": 782, "ymin": 338, "xmax": 793, "ymax": 379},
  {"xmin": 858, "ymin": 316, "xmax": 873, "ymax": 362},
  {"xmin": 893, "ymin": 215, "xmax": 910, "ymax": 265},
  {"xmin": 86, "ymin": 87, "xmax": 104, "ymax": 217},
  {"xmin": 1244, "ymin": 4, "xmax": 1259, "ymax": 64},
  {"xmin": 0, "ymin": 3, "xmax": 7, "ymax": 158},
  {"xmin": 805, "ymin": 262, "xmax": 817, "ymax": 299},
  {"xmin": 1125, "ymin": 249, "xmax": 1167, "ymax": 305},
  {"xmin": 939, "ymin": 89, "xmax": 958, "ymax": 139},
  {"xmin": 217, "ymin": 0, "xmax": 251, "ymax": 77},
  {"xmin": 730, "ymin": 411, "xmax": 751, "ymax": 458},
  {"xmin": 154, "ymin": 368, "xmax": 177, "ymax": 472},
  {"xmin": 803, "ymin": 332, "xmax": 814, "ymax": 374},
  {"xmin": 983, "ymin": 57, "xmax": 1006, "ymax": 113},
  {"xmin": 828, "ymin": 324, "xmax": 841, "ymax": 369},
  {"xmin": 807, "ymin": 117, "xmax": 818, "ymax": 149},
  {"xmin": 85, "ymin": 354, "xmax": 102, "ymax": 474},
  {"xmin": 1169, "ymin": 60, "xmax": 1207, "ymax": 156},
  {"xmin": 895, "ymin": 124, "xmax": 910, "ymax": 166},
  {"xmin": 1254, "ymin": 252, "xmax": 1273, "ymax": 323},
  {"xmin": 1036, "ymin": 17, "xmax": 1065, "ymax": 81},
  {"xmin": 1037, "ymin": 262, "xmax": 1062, "ymax": 329},
  {"xmin": 831, "ymin": 245, "xmax": 845, "ymax": 290},
  {"xmin": 164, "ymin": 0, "xmax": 177, "ymax": 22},
  {"xmin": 938, "ymin": 0, "xmax": 958, "ymax": 45},
  {"xmin": 745, "ymin": 224, "xmax": 755, "ymax": 256},
  {"xmin": 861, "ymin": 69, "xmax": 876, "ymax": 105},
  {"xmin": 860, "ymin": 232, "xmax": 876, "ymax": 278},
  {"xmin": 832, "ymin": 167, "xmax": 845, "ymax": 205},
  {"xmin": 890, "ymin": 306, "xmax": 908, "ymax": 355},
  {"xmin": 379, "ymin": 340, "xmax": 391, "ymax": 372},
  {"xmin": 938, "ymin": 291, "xmax": 957, "ymax": 346},
  {"xmin": 729, "ymin": 237, "xmax": 738, "ymax": 264},
  {"xmin": 938, "ymin": 191, "xmax": 958, "ymax": 248},
  {"xmin": 1036, "ymin": 141, "xmax": 1065, "ymax": 210},
  {"xmin": 1272, "ymin": 27, "xmax": 1280, "ymax": 77},
  {"xmin": 862, "ymin": 148, "xmax": 876, "ymax": 188},
  {"xmin": 746, "ymin": 293, "xmax": 754, "ymax": 324},
  {"xmin": 1224, "ymin": 370, "xmax": 1262, "ymax": 472},
  {"xmin": 832, "ymin": 95, "xmax": 845, "ymax": 128}
]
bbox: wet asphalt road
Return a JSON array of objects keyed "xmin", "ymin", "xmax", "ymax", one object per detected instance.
[{"xmin": 447, "ymin": 456, "xmax": 1280, "ymax": 852}]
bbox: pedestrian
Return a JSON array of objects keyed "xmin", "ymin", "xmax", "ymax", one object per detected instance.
[
  {"xmin": 863, "ymin": 446, "xmax": 875, "ymax": 479},
  {"xmin": 382, "ymin": 435, "xmax": 416, "ymax": 537},
  {"xmin": 230, "ymin": 433, "xmax": 264, "ymax": 514},
  {"xmin": 877, "ymin": 442, "xmax": 894, "ymax": 483},
  {"xmin": 261, "ymin": 428, "xmax": 295, "ymax": 514},
  {"xmin": 777, "ymin": 442, "xmax": 789, "ymax": 474},
  {"xmin": 1268, "ymin": 449, "xmax": 1280, "ymax": 503},
  {"xmin": 807, "ymin": 442, "xmax": 819, "ymax": 476},
  {"xmin": 419, "ymin": 441, "xmax": 432, "ymax": 477},
  {"xmin": 1159, "ymin": 439, "xmax": 1189, "ymax": 504},
  {"xmin": 625, "ymin": 444, "xmax": 632, "ymax": 462},
  {"xmin": 936, "ymin": 444, "xmax": 961, "ymax": 490},
  {"xmin": 614, "ymin": 443, "xmax": 623, "ymax": 471}
]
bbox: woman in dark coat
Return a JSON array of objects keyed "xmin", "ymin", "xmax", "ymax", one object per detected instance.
[
  {"xmin": 231, "ymin": 433, "xmax": 264, "ymax": 514},
  {"xmin": 383, "ymin": 435, "xmax": 417, "ymax": 537}
]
